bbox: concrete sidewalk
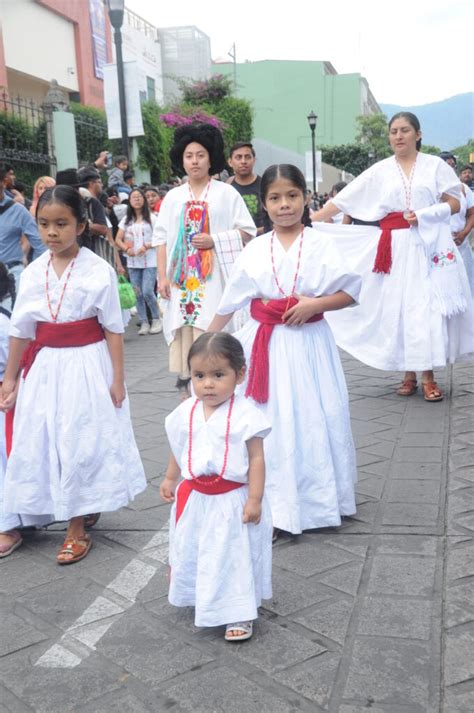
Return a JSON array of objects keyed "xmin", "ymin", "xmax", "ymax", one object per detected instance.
[{"xmin": 0, "ymin": 327, "xmax": 473, "ymax": 713}]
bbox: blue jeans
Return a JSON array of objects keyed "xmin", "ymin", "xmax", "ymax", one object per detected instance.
[{"xmin": 128, "ymin": 267, "xmax": 159, "ymax": 321}]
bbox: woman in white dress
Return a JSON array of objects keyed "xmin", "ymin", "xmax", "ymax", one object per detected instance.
[
  {"xmin": 439, "ymin": 152, "xmax": 474, "ymax": 293},
  {"xmin": 154, "ymin": 123, "xmax": 256, "ymax": 394},
  {"xmin": 208, "ymin": 165, "xmax": 362, "ymax": 536},
  {"xmin": 0, "ymin": 186, "xmax": 146, "ymax": 563},
  {"xmin": 160, "ymin": 333, "xmax": 272, "ymax": 641},
  {"xmin": 312, "ymin": 112, "xmax": 473, "ymax": 402}
]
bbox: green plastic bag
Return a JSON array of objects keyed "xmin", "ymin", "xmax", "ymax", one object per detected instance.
[{"xmin": 118, "ymin": 275, "xmax": 137, "ymax": 309}]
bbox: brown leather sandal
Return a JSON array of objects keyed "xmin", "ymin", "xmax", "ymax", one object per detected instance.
[
  {"xmin": 397, "ymin": 379, "xmax": 417, "ymax": 396},
  {"xmin": 57, "ymin": 534, "xmax": 92, "ymax": 565},
  {"xmin": 421, "ymin": 381, "xmax": 443, "ymax": 402}
]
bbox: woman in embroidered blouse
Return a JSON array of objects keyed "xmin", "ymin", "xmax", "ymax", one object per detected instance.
[
  {"xmin": 153, "ymin": 124, "xmax": 256, "ymax": 393},
  {"xmin": 312, "ymin": 112, "xmax": 473, "ymax": 402}
]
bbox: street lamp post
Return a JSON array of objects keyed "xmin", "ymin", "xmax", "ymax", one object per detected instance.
[
  {"xmin": 108, "ymin": 0, "xmax": 129, "ymax": 158},
  {"xmin": 307, "ymin": 111, "xmax": 318, "ymax": 203}
]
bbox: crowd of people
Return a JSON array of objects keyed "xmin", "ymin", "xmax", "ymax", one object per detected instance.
[{"xmin": 0, "ymin": 112, "xmax": 472, "ymax": 643}]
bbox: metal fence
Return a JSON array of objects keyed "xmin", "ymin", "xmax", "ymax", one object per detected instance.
[
  {"xmin": 0, "ymin": 91, "xmax": 56, "ymax": 192},
  {"xmin": 73, "ymin": 109, "xmax": 110, "ymax": 167}
]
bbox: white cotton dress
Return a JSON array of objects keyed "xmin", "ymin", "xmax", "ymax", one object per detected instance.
[
  {"xmin": 0, "ymin": 310, "xmax": 52, "ymax": 531},
  {"xmin": 152, "ymin": 180, "xmax": 256, "ymax": 345},
  {"xmin": 217, "ymin": 228, "xmax": 362, "ymax": 535},
  {"xmin": 2, "ymin": 248, "xmax": 147, "ymax": 522},
  {"xmin": 451, "ymin": 184, "xmax": 474, "ymax": 294},
  {"xmin": 318, "ymin": 153, "xmax": 474, "ymax": 371},
  {"xmin": 165, "ymin": 394, "xmax": 273, "ymax": 627}
]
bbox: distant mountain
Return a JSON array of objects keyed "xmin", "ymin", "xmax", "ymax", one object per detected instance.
[{"xmin": 380, "ymin": 93, "xmax": 473, "ymax": 150}]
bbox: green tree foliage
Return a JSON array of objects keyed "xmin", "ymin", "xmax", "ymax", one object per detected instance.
[
  {"xmin": 320, "ymin": 144, "xmax": 373, "ymax": 176},
  {"xmin": 178, "ymin": 74, "xmax": 233, "ymax": 106},
  {"xmin": 136, "ymin": 101, "xmax": 174, "ymax": 184},
  {"xmin": 355, "ymin": 113, "xmax": 391, "ymax": 160},
  {"xmin": 420, "ymin": 144, "xmax": 441, "ymax": 155},
  {"xmin": 0, "ymin": 111, "xmax": 51, "ymax": 191},
  {"xmin": 171, "ymin": 75, "xmax": 253, "ymax": 152},
  {"xmin": 451, "ymin": 139, "xmax": 474, "ymax": 166}
]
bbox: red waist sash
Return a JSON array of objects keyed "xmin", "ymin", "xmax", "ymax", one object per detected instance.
[
  {"xmin": 175, "ymin": 476, "xmax": 244, "ymax": 524},
  {"xmin": 245, "ymin": 297, "xmax": 324, "ymax": 404},
  {"xmin": 20, "ymin": 316, "xmax": 105, "ymax": 379},
  {"xmin": 372, "ymin": 212, "xmax": 410, "ymax": 274}
]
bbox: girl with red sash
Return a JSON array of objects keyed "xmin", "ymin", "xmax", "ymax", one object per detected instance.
[
  {"xmin": 312, "ymin": 112, "xmax": 473, "ymax": 402},
  {"xmin": 0, "ymin": 186, "xmax": 146, "ymax": 564},
  {"xmin": 160, "ymin": 333, "xmax": 272, "ymax": 641},
  {"xmin": 208, "ymin": 165, "xmax": 361, "ymax": 538}
]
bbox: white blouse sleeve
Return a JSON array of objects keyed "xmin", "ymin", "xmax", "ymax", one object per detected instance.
[
  {"xmin": 95, "ymin": 264, "xmax": 125, "ymax": 333},
  {"xmin": 216, "ymin": 248, "xmax": 258, "ymax": 314},
  {"xmin": 228, "ymin": 188, "xmax": 257, "ymax": 238},
  {"xmin": 152, "ymin": 192, "xmax": 173, "ymax": 247},
  {"xmin": 331, "ymin": 164, "xmax": 381, "ymax": 220},
  {"xmin": 165, "ymin": 400, "xmax": 189, "ymax": 467},
  {"xmin": 9, "ymin": 267, "xmax": 37, "ymax": 339},
  {"xmin": 242, "ymin": 401, "xmax": 272, "ymax": 441},
  {"xmin": 308, "ymin": 233, "xmax": 362, "ymax": 303},
  {"xmin": 436, "ymin": 159, "xmax": 462, "ymax": 201}
]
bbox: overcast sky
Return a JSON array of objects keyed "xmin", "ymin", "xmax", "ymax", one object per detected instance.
[{"xmin": 127, "ymin": 0, "xmax": 472, "ymax": 107}]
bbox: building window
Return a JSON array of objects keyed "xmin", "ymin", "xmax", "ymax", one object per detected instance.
[
  {"xmin": 139, "ymin": 90, "xmax": 147, "ymax": 104},
  {"xmin": 146, "ymin": 76, "xmax": 156, "ymax": 103}
]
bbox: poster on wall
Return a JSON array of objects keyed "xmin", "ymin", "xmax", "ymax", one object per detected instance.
[
  {"xmin": 103, "ymin": 62, "xmax": 145, "ymax": 139},
  {"xmin": 89, "ymin": 0, "xmax": 108, "ymax": 80}
]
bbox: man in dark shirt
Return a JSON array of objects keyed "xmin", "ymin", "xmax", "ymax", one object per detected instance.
[{"xmin": 227, "ymin": 142, "xmax": 264, "ymax": 235}]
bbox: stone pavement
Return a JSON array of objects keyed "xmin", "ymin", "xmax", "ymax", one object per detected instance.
[{"xmin": 0, "ymin": 326, "xmax": 473, "ymax": 713}]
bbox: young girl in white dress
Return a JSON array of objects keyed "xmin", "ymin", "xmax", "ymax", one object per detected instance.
[
  {"xmin": 208, "ymin": 165, "xmax": 362, "ymax": 537},
  {"xmin": 312, "ymin": 112, "xmax": 473, "ymax": 401},
  {"xmin": 0, "ymin": 186, "xmax": 146, "ymax": 564},
  {"xmin": 160, "ymin": 332, "xmax": 272, "ymax": 641}
]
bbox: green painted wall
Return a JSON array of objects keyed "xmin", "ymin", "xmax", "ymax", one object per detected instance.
[{"xmin": 213, "ymin": 60, "xmax": 366, "ymax": 153}]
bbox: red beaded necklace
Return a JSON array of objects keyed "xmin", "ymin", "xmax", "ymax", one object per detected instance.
[
  {"xmin": 270, "ymin": 228, "xmax": 305, "ymax": 304},
  {"xmin": 45, "ymin": 253, "xmax": 76, "ymax": 322},
  {"xmin": 187, "ymin": 394, "xmax": 235, "ymax": 486}
]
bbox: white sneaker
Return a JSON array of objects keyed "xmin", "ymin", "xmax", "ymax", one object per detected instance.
[
  {"xmin": 130, "ymin": 306, "xmax": 137, "ymax": 316},
  {"xmin": 149, "ymin": 319, "xmax": 162, "ymax": 334},
  {"xmin": 138, "ymin": 322, "xmax": 150, "ymax": 335}
]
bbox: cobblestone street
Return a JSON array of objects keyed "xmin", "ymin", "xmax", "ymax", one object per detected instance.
[{"xmin": 0, "ymin": 325, "xmax": 473, "ymax": 713}]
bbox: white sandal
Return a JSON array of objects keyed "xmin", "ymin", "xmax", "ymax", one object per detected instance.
[{"xmin": 224, "ymin": 621, "xmax": 253, "ymax": 642}]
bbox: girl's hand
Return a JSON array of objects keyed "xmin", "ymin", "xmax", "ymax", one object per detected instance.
[
  {"xmin": 110, "ymin": 380, "xmax": 126, "ymax": 408},
  {"xmin": 243, "ymin": 497, "xmax": 262, "ymax": 524},
  {"xmin": 191, "ymin": 233, "xmax": 214, "ymax": 250},
  {"xmin": 405, "ymin": 210, "xmax": 418, "ymax": 226},
  {"xmin": 0, "ymin": 378, "xmax": 19, "ymax": 412},
  {"xmin": 137, "ymin": 246, "xmax": 147, "ymax": 255},
  {"xmin": 160, "ymin": 477, "xmax": 177, "ymax": 503},
  {"xmin": 283, "ymin": 295, "xmax": 322, "ymax": 326},
  {"xmin": 158, "ymin": 277, "xmax": 171, "ymax": 299},
  {"xmin": 126, "ymin": 248, "xmax": 136, "ymax": 257},
  {"xmin": 453, "ymin": 230, "xmax": 467, "ymax": 246},
  {"xmin": 116, "ymin": 263, "xmax": 126, "ymax": 276}
]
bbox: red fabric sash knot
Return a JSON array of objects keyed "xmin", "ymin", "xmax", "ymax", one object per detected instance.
[
  {"xmin": 372, "ymin": 212, "xmax": 410, "ymax": 274},
  {"xmin": 20, "ymin": 316, "xmax": 104, "ymax": 379},
  {"xmin": 245, "ymin": 297, "xmax": 324, "ymax": 404},
  {"xmin": 175, "ymin": 476, "xmax": 244, "ymax": 524}
]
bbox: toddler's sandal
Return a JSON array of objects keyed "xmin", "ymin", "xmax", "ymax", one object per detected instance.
[{"xmin": 225, "ymin": 621, "xmax": 253, "ymax": 642}]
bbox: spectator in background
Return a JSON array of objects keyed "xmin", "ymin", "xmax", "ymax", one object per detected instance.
[
  {"xmin": 227, "ymin": 142, "xmax": 264, "ymax": 236},
  {"xmin": 30, "ymin": 176, "xmax": 56, "ymax": 217},
  {"xmin": 144, "ymin": 186, "xmax": 161, "ymax": 214},
  {"xmin": 0, "ymin": 165, "xmax": 46, "ymax": 298},
  {"xmin": 107, "ymin": 155, "xmax": 131, "ymax": 194},
  {"xmin": 2, "ymin": 165, "xmax": 24, "ymax": 205},
  {"xmin": 328, "ymin": 182, "xmax": 347, "ymax": 224},
  {"xmin": 460, "ymin": 165, "xmax": 473, "ymax": 190},
  {"xmin": 123, "ymin": 170, "xmax": 135, "ymax": 191}
]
